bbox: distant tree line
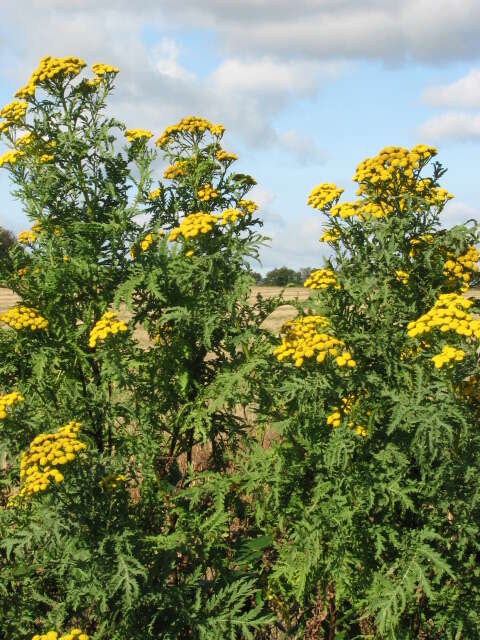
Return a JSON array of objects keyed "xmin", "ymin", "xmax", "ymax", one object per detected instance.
[{"xmin": 250, "ymin": 266, "xmax": 312, "ymax": 286}]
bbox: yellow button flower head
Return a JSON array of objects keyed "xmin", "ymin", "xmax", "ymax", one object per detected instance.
[
  {"xmin": 219, "ymin": 208, "xmax": 245, "ymax": 225},
  {"xmin": 238, "ymin": 199, "xmax": 258, "ymax": 214},
  {"xmin": 163, "ymin": 160, "xmax": 188, "ymax": 180},
  {"xmin": 0, "ymin": 149, "xmax": 24, "ymax": 167},
  {"xmin": 14, "ymin": 56, "xmax": 87, "ymax": 99},
  {"xmin": 91, "ymin": 62, "xmax": 119, "ymax": 76},
  {"xmin": 319, "ymin": 228, "xmax": 340, "ymax": 243},
  {"xmin": 409, "ymin": 234, "xmax": 434, "ymax": 258},
  {"xmin": 443, "ymin": 246, "xmax": 479, "ymax": 292},
  {"xmin": 89, "ymin": 311, "xmax": 128, "ymax": 348},
  {"xmin": 0, "ymin": 99, "xmax": 28, "ymax": 123},
  {"xmin": 274, "ymin": 315, "xmax": 356, "ymax": 369},
  {"xmin": 168, "ymin": 212, "xmax": 219, "ymax": 242},
  {"xmin": 327, "ymin": 394, "xmax": 368, "ymax": 437},
  {"xmin": 31, "ymin": 628, "xmax": 89, "ymax": 640},
  {"xmin": 0, "ymin": 305, "xmax": 48, "ymax": 331},
  {"xmin": 304, "ymin": 268, "xmax": 340, "ymax": 290},
  {"xmin": 17, "ymin": 229, "xmax": 37, "ymax": 245},
  {"xmin": 216, "ymin": 148, "xmax": 238, "ymax": 162},
  {"xmin": 407, "ymin": 292, "xmax": 480, "ymax": 339},
  {"xmin": 15, "ymin": 131, "xmax": 35, "ymax": 147},
  {"xmin": 18, "ymin": 421, "xmax": 86, "ymax": 501},
  {"xmin": 0, "ymin": 390, "xmax": 24, "ymax": 420},
  {"xmin": 307, "ymin": 183, "xmax": 344, "ymax": 211},
  {"xmin": 124, "ymin": 128, "xmax": 153, "ymax": 143},
  {"xmin": 395, "ymin": 270, "xmax": 409, "ymax": 284},
  {"xmin": 147, "ymin": 187, "xmax": 162, "ymax": 200},
  {"xmin": 155, "ymin": 115, "xmax": 225, "ymax": 149},
  {"xmin": 197, "ymin": 183, "xmax": 218, "ymax": 201},
  {"xmin": 431, "ymin": 345, "xmax": 465, "ymax": 369}
]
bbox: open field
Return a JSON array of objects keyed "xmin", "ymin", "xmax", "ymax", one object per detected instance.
[{"xmin": 0, "ymin": 286, "xmax": 310, "ymax": 343}]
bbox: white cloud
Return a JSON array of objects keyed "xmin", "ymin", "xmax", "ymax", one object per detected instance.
[
  {"xmin": 420, "ymin": 69, "xmax": 480, "ymax": 109},
  {"xmin": 416, "ymin": 111, "xmax": 480, "ymax": 142},
  {"xmin": 276, "ymin": 129, "xmax": 330, "ymax": 166}
]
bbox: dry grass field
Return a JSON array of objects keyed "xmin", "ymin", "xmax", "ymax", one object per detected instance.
[{"xmin": 0, "ymin": 286, "xmax": 310, "ymax": 343}]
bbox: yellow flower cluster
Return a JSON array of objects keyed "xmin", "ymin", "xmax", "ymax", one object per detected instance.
[
  {"xmin": 219, "ymin": 208, "xmax": 245, "ymax": 225},
  {"xmin": 395, "ymin": 269, "xmax": 409, "ymax": 284},
  {"xmin": 407, "ymin": 293, "xmax": 480, "ymax": 339},
  {"xmin": 14, "ymin": 56, "xmax": 87, "ymax": 99},
  {"xmin": 0, "ymin": 149, "xmax": 24, "ymax": 167},
  {"xmin": 89, "ymin": 311, "xmax": 128, "ymax": 348},
  {"xmin": 39, "ymin": 153, "xmax": 54, "ymax": 163},
  {"xmin": 124, "ymin": 128, "xmax": 153, "ymax": 142},
  {"xmin": 197, "ymin": 183, "xmax": 218, "ymax": 201},
  {"xmin": 319, "ymin": 228, "xmax": 340, "ymax": 243},
  {"xmin": 147, "ymin": 187, "xmax": 162, "ymax": 200},
  {"xmin": 0, "ymin": 305, "xmax": 48, "ymax": 331},
  {"xmin": 92, "ymin": 62, "xmax": 119, "ymax": 76},
  {"xmin": 15, "ymin": 131, "xmax": 35, "ymax": 147},
  {"xmin": 304, "ymin": 268, "xmax": 340, "ymax": 290},
  {"xmin": 18, "ymin": 421, "xmax": 86, "ymax": 499},
  {"xmin": 99, "ymin": 473, "xmax": 126, "ymax": 490},
  {"xmin": 168, "ymin": 212, "xmax": 218, "ymax": 241},
  {"xmin": 18, "ymin": 229, "xmax": 37, "ymax": 245},
  {"xmin": 155, "ymin": 116, "xmax": 225, "ymax": 148},
  {"xmin": 0, "ymin": 390, "xmax": 24, "ymax": 420},
  {"xmin": 0, "ymin": 100, "xmax": 28, "ymax": 134},
  {"xmin": 443, "ymin": 246, "xmax": 479, "ymax": 292},
  {"xmin": 308, "ymin": 145, "xmax": 454, "ymax": 223},
  {"xmin": 31, "ymin": 628, "xmax": 89, "ymax": 640},
  {"xmin": 326, "ymin": 394, "xmax": 367, "ymax": 437},
  {"xmin": 307, "ymin": 183, "xmax": 344, "ymax": 211},
  {"xmin": 163, "ymin": 160, "xmax": 188, "ymax": 180},
  {"xmin": 216, "ymin": 149, "xmax": 238, "ymax": 162},
  {"xmin": 431, "ymin": 345, "xmax": 465, "ymax": 369},
  {"xmin": 238, "ymin": 199, "xmax": 258, "ymax": 214},
  {"xmin": 17, "ymin": 266, "xmax": 29, "ymax": 277},
  {"xmin": 130, "ymin": 231, "xmax": 164, "ymax": 259},
  {"xmin": 409, "ymin": 234, "xmax": 433, "ymax": 258},
  {"xmin": 274, "ymin": 315, "xmax": 356, "ymax": 368}
]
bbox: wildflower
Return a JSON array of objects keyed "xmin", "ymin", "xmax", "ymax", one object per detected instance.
[
  {"xmin": 326, "ymin": 394, "xmax": 368, "ymax": 437},
  {"xmin": 407, "ymin": 293, "xmax": 480, "ymax": 339},
  {"xmin": 89, "ymin": 311, "xmax": 128, "ymax": 348},
  {"xmin": 395, "ymin": 270, "xmax": 409, "ymax": 284},
  {"xmin": 219, "ymin": 208, "xmax": 245, "ymax": 225},
  {"xmin": 124, "ymin": 128, "xmax": 153, "ymax": 142},
  {"xmin": 319, "ymin": 228, "xmax": 340, "ymax": 243},
  {"xmin": 163, "ymin": 160, "xmax": 188, "ymax": 180},
  {"xmin": 216, "ymin": 149, "xmax": 238, "ymax": 162},
  {"xmin": 307, "ymin": 183, "xmax": 344, "ymax": 211},
  {"xmin": 442, "ymin": 246, "xmax": 479, "ymax": 292},
  {"xmin": 304, "ymin": 268, "xmax": 340, "ymax": 290},
  {"xmin": 197, "ymin": 183, "xmax": 218, "ymax": 201},
  {"xmin": 14, "ymin": 56, "xmax": 86, "ymax": 99},
  {"xmin": 274, "ymin": 315, "xmax": 355, "ymax": 368},
  {"xmin": 91, "ymin": 62, "xmax": 119, "ymax": 76},
  {"xmin": 168, "ymin": 212, "xmax": 218, "ymax": 242},
  {"xmin": 0, "ymin": 149, "xmax": 24, "ymax": 167},
  {"xmin": 155, "ymin": 115, "xmax": 225, "ymax": 149},
  {"xmin": 30, "ymin": 628, "xmax": 89, "ymax": 640},
  {"xmin": 0, "ymin": 100, "xmax": 28, "ymax": 123},
  {"xmin": 18, "ymin": 421, "xmax": 86, "ymax": 500},
  {"xmin": 147, "ymin": 187, "xmax": 162, "ymax": 200},
  {"xmin": 431, "ymin": 345, "xmax": 465, "ymax": 369},
  {"xmin": 17, "ymin": 229, "xmax": 37, "ymax": 245},
  {"xmin": 0, "ymin": 390, "xmax": 24, "ymax": 420},
  {"xmin": 238, "ymin": 199, "xmax": 258, "ymax": 214},
  {"xmin": 0, "ymin": 305, "xmax": 48, "ymax": 331}
]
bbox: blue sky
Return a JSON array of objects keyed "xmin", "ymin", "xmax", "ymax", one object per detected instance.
[{"xmin": 1, "ymin": 0, "xmax": 480, "ymax": 273}]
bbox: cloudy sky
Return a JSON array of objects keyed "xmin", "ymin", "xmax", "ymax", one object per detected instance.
[{"xmin": 1, "ymin": 0, "xmax": 480, "ymax": 273}]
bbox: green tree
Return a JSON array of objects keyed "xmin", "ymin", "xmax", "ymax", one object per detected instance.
[{"xmin": 264, "ymin": 266, "xmax": 301, "ymax": 286}]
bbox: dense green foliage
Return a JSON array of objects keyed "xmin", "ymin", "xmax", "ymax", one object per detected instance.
[{"xmin": 1, "ymin": 56, "xmax": 480, "ymax": 639}]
